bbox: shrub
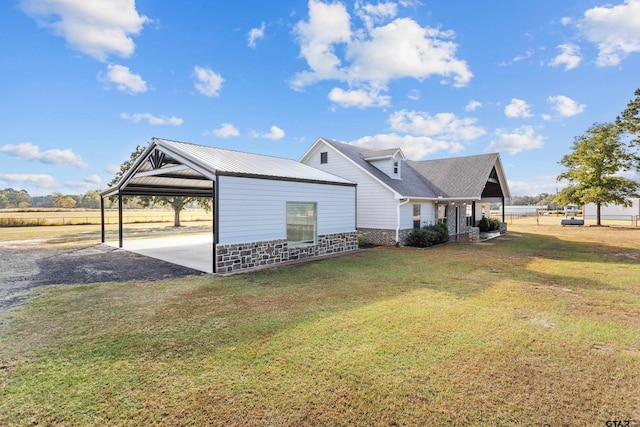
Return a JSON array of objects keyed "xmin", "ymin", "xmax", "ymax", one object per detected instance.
[
  {"xmin": 489, "ymin": 218, "xmax": 501, "ymax": 231},
  {"xmin": 357, "ymin": 234, "xmax": 366, "ymax": 247},
  {"xmin": 478, "ymin": 216, "xmax": 491, "ymax": 232},
  {"xmin": 406, "ymin": 223, "xmax": 450, "ymax": 248}
]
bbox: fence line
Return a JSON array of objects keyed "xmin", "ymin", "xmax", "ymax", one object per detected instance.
[{"xmin": 0, "ymin": 215, "xmax": 213, "ymax": 227}]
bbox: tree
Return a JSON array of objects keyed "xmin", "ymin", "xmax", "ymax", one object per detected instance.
[
  {"xmin": 555, "ymin": 122, "xmax": 640, "ymax": 226},
  {"xmin": 2, "ymin": 188, "xmax": 31, "ymax": 208},
  {"xmin": 616, "ymin": 88, "xmax": 640, "ymax": 150},
  {"xmin": 80, "ymin": 190, "xmax": 101, "ymax": 209},
  {"xmin": 109, "ymin": 145, "xmax": 211, "ymax": 226},
  {"xmin": 0, "ymin": 193, "xmax": 8, "ymax": 209}
]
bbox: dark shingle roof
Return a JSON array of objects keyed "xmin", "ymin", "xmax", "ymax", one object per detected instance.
[{"xmin": 322, "ymin": 138, "xmax": 503, "ymax": 199}]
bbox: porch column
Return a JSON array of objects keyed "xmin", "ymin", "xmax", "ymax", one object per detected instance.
[{"xmin": 502, "ymin": 196, "xmax": 505, "ymax": 223}]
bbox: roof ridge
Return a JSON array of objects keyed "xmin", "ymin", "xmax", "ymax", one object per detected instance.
[{"xmin": 154, "ymin": 137, "xmax": 300, "ymax": 163}]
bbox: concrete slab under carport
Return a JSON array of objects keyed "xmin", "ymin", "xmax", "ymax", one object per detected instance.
[{"xmin": 105, "ymin": 233, "xmax": 214, "ymax": 274}]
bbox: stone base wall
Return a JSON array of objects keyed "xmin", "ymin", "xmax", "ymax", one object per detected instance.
[
  {"xmin": 499, "ymin": 222, "xmax": 507, "ymax": 234},
  {"xmin": 358, "ymin": 228, "xmax": 397, "ymax": 245},
  {"xmin": 215, "ymin": 232, "xmax": 358, "ymax": 273}
]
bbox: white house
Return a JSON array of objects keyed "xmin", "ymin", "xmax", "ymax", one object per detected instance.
[
  {"xmin": 101, "ymin": 138, "xmax": 358, "ymax": 273},
  {"xmin": 300, "ymin": 138, "xmax": 511, "ymax": 245}
]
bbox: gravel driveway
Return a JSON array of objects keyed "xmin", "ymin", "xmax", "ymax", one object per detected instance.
[{"xmin": 0, "ymin": 241, "xmax": 205, "ymax": 321}]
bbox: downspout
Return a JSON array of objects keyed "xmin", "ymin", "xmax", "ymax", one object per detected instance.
[{"xmin": 396, "ymin": 198, "xmax": 411, "ymax": 245}]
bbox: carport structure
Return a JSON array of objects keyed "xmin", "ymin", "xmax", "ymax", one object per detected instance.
[{"xmin": 100, "ymin": 137, "xmax": 358, "ymax": 274}]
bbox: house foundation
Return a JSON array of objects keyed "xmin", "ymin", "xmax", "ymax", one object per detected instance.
[{"xmin": 215, "ymin": 232, "xmax": 359, "ymax": 273}]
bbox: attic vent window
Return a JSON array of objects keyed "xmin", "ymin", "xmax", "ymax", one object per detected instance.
[
  {"xmin": 148, "ymin": 149, "xmax": 165, "ymax": 170},
  {"xmin": 320, "ymin": 152, "xmax": 328, "ymax": 164}
]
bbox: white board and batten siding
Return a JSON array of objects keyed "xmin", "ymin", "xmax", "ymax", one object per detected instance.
[
  {"xmin": 302, "ymin": 143, "xmax": 399, "ymax": 229},
  {"xmin": 217, "ymin": 175, "xmax": 356, "ymax": 245}
]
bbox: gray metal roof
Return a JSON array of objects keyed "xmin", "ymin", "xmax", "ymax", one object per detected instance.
[
  {"xmin": 321, "ymin": 138, "xmax": 509, "ymax": 200},
  {"xmin": 102, "ymin": 137, "xmax": 354, "ymax": 197},
  {"xmin": 155, "ymin": 138, "xmax": 353, "ymax": 184}
]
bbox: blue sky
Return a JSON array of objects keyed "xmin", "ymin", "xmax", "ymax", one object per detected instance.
[{"xmin": 1, "ymin": 0, "xmax": 639, "ymax": 197}]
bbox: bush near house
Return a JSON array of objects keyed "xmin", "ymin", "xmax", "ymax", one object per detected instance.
[
  {"xmin": 406, "ymin": 222, "xmax": 450, "ymax": 247},
  {"xmin": 479, "ymin": 216, "xmax": 500, "ymax": 232}
]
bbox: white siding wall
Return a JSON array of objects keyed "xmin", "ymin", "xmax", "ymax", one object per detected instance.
[
  {"xmin": 302, "ymin": 143, "xmax": 399, "ymax": 229},
  {"xmin": 217, "ymin": 175, "xmax": 356, "ymax": 245},
  {"xmin": 399, "ymin": 201, "xmax": 436, "ymax": 229}
]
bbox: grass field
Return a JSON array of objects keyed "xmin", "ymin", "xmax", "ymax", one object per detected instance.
[
  {"xmin": 1, "ymin": 221, "xmax": 639, "ymax": 425},
  {"xmin": 0, "ymin": 208, "xmax": 212, "ymax": 226}
]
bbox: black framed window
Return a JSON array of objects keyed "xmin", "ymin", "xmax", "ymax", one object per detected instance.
[{"xmin": 320, "ymin": 152, "xmax": 328, "ymax": 164}]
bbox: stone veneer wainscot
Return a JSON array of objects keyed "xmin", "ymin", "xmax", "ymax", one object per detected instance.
[{"xmin": 216, "ymin": 232, "xmax": 359, "ymax": 273}]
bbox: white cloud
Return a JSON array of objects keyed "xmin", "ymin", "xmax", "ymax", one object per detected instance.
[
  {"xmin": 85, "ymin": 174, "xmax": 102, "ymax": 184},
  {"xmin": 194, "ymin": 66, "xmax": 224, "ymax": 97},
  {"xmin": 548, "ymin": 44, "xmax": 582, "ymax": 70},
  {"xmin": 19, "ymin": 0, "xmax": 150, "ymax": 61},
  {"xmin": 248, "ymin": 22, "xmax": 266, "ymax": 48},
  {"xmin": 291, "ymin": 0, "xmax": 471, "ymax": 107},
  {"xmin": 389, "ymin": 110, "xmax": 486, "ymax": 141},
  {"xmin": 291, "ymin": 0, "xmax": 351, "ymax": 89},
  {"xmin": 210, "ymin": 123, "xmax": 240, "ymax": 138},
  {"xmin": 105, "ymin": 164, "xmax": 120, "ymax": 175},
  {"xmin": 100, "ymin": 64, "xmax": 147, "ymax": 93},
  {"xmin": 577, "ymin": 0, "xmax": 640, "ymax": 66},
  {"xmin": 465, "ymin": 100, "xmax": 482, "ymax": 112},
  {"xmin": 328, "ymin": 87, "xmax": 391, "ymax": 108},
  {"xmin": 0, "ymin": 173, "xmax": 57, "ymax": 189},
  {"xmin": 350, "ymin": 133, "xmax": 463, "ymax": 160},
  {"xmin": 513, "ymin": 49, "xmax": 534, "ymax": 62},
  {"xmin": 561, "ymin": 17, "xmax": 572, "ymax": 26},
  {"xmin": 251, "ymin": 126, "xmax": 286, "ymax": 140},
  {"xmin": 504, "ymin": 98, "xmax": 533, "ymax": 118},
  {"xmin": 355, "ymin": 1, "xmax": 398, "ymax": 30},
  {"xmin": 120, "ymin": 112, "xmax": 183, "ymax": 126},
  {"xmin": 260, "ymin": 126, "xmax": 286, "ymax": 141},
  {"xmin": 508, "ymin": 177, "xmax": 562, "ymax": 197},
  {"xmin": 0, "ymin": 142, "xmax": 88, "ymax": 169},
  {"xmin": 486, "ymin": 126, "xmax": 545, "ymax": 155},
  {"xmin": 547, "ymin": 95, "xmax": 586, "ymax": 117}
]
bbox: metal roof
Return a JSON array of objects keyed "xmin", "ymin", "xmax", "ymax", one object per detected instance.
[{"xmin": 102, "ymin": 137, "xmax": 354, "ymax": 198}]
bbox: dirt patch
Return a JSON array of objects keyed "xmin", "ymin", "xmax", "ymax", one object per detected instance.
[{"xmin": 0, "ymin": 242, "xmax": 205, "ymax": 322}]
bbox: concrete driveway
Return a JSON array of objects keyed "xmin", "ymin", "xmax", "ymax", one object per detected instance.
[{"xmin": 105, "ymin": 233, "xmax": 214, "ymax": 273}]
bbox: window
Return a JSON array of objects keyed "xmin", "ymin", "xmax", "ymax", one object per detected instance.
[
  {"xmin": 466, "ymin": 204, "xmax": 474, "ymax": 226},
  {"xmin": 287, "ymin": 202, "xmax": 317, "ymax": 246},
  {"xmin": 437, "ymin": 204, "xmax": 447, "ymax": 224},
  {"xmin": 393, "ymin": 160, "xmax": 399, "ymax": 174},
  {"xmin": 413, "ymin": 204, "xmax": 421, "ymax": 229},
  {"xmin": 320, "ymin": 152, "xmax": 328, "ymax": 164}
]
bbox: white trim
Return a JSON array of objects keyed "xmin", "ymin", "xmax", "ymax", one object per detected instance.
[{"xmin": 134, "ymin": 164, "xmax": 190, "ymax": 178}]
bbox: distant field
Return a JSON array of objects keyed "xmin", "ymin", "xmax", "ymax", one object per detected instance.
[{"xmin": 0, "ymin": 208, "xmax": 212, "ymax": 226}]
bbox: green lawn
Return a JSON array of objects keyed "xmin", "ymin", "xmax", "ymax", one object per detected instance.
[{"xmin": 1, "ymin": 225, "xmax": 639, "ymax": 425}]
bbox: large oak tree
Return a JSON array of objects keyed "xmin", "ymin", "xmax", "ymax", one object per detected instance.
[{"xmin": 555, "ymin": 122, "xmax": 640, "ymax": 226}]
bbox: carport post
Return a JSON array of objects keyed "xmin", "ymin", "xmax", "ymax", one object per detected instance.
[
  {"xmin": 100, "ymin": 196, "xmax": 105, "ymax": 243},
  {"xmin": 118, "ymin": 191, "xmax": 123, "ymax": 248}
]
